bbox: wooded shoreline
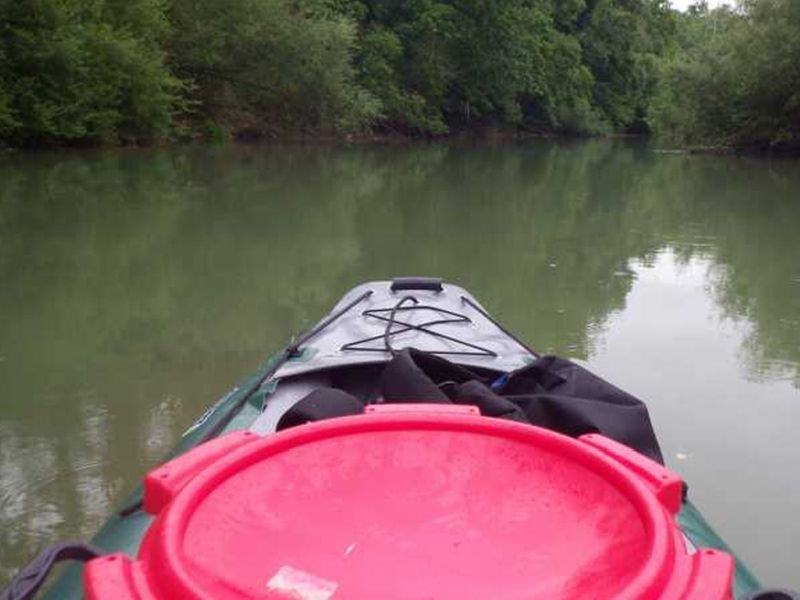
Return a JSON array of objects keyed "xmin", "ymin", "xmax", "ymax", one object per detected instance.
[
  {"xmin": 1, "ymin": 0, "xmax": 797, "ymax": 154},
  {"xmin": 4, "ymin": 131, "xmax": 798, "ymax": 160}
]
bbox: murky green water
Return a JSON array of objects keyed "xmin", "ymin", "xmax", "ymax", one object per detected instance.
[{"xmin": 1, "ymin": 140, "xmax": 799, "ymax": 590}]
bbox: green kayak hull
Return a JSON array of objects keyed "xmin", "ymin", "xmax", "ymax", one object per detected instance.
[{"xmin": 43, "ymin": 351, "xmax": 762, "ymax": 599}]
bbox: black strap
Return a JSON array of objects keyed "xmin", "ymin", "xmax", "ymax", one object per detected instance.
[
  {"xmin": 741, "ymin": 590, "xmax": 800, "ymax": 600},
  {"xmin": 277, "ymin": 388, "xmax": 364, "ymax": 431},
  {"xmin": 0, "ymin": 542, "xmax": 102, "ymax": 600}
]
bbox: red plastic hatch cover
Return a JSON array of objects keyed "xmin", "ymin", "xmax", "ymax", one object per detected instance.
[{"xmin": 85, "ymin": 404, "xmax": 734, "ymax": 600}]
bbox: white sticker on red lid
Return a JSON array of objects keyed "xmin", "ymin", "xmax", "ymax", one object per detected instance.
[{"xmin": 266, "ymin": 565, "xmax": 338, "ymax": 600}]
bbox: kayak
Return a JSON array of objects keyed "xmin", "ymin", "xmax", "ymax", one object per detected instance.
[{"xmin": 3, "ymin": 278, "xmax": 796, "ymax": 600}]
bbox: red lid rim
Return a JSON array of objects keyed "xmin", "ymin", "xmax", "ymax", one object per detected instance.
[{"xmin": 145, "ymin": 413, "xmax": 676, "ymax": 600}]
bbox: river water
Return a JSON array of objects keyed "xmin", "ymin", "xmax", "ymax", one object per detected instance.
[{"xmin": 1, "ymin": 140, "xmax": 799, "ymax": 590}]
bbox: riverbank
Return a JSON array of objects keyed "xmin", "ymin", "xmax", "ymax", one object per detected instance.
[
  {"xmin": 0, "ymin": 125, "xmax": 579, "ymax": 152},
  {"xmin": 0, "ymin": 0, "xmax": 672, "ymax": 150},
  {"xmin": 5, "ymin": 129, "xmax": 798, "ymax": 161},
  {"xmin": 3, "ymin": 2, "xmax": 796, "ymax": 154},
  {"xmin": 686, "ymin": 142, "xmax": 800, "ymax": 158}
]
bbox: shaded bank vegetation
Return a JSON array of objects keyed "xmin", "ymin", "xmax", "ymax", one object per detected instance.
[
  {"xmin": 0, "ymin": 0, "xmax": 797, "ymax": 152},
  {"xmin": 651, "ymin": 0, "xmax": 800, "ymax": 154}
]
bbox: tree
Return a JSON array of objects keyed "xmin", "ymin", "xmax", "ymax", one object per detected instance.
[
  {"xmin": 579, "ymin": 0, "xmax": 675, "ymax": 131},
  {"xmin": 349, "ymin": 0, "xmax": 600, "ymax": 135},
  {"xmin": 650, "ymin": 0, "xmax": 800, "ymax": 151},
  {"xmin": 167, "ymin": 0, "xmax": 380, "ymax": 137},
  {"xmin": 0, "ymin": 0, "xmax": 180, "ymax": 145}
]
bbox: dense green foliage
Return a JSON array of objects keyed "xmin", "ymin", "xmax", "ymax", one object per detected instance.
[
  {"xmin": 334, "ymin": 0, "xmax": 675, "ymax": 135},
  {"xmin": 167, "ymin": 0, "xmax": 380, "ymax": 136},
  {"xmin": 652, "ymin": 0, "xmax": 800, "ymax": 151},
  {"xmin": 0, "ymin": 0, "xmax": 180, "ymax": 145},
  {"xmin": 0, "ymin": 0, "xmax": 797, "ymax": 148},
  {"xmin": 0, "ymin": 0, "xmax": 675, "ymax": 144}
]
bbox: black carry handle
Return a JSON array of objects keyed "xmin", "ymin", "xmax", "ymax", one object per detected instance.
[
  {"xmin": 0, "ymin": 542, "xmax": 102, "ymax": 600},
  {"xmin": 741, "ymin": 590, "xmax": 800, "ymax": 600},
  {"xmin": 390, "ymin": 277, "xmax": 443, "ymax": 293}
]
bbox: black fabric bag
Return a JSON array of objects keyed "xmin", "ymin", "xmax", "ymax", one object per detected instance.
[{"xmin": 279, "ymin": 348, "xmax": 664, "ymax": 464}]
